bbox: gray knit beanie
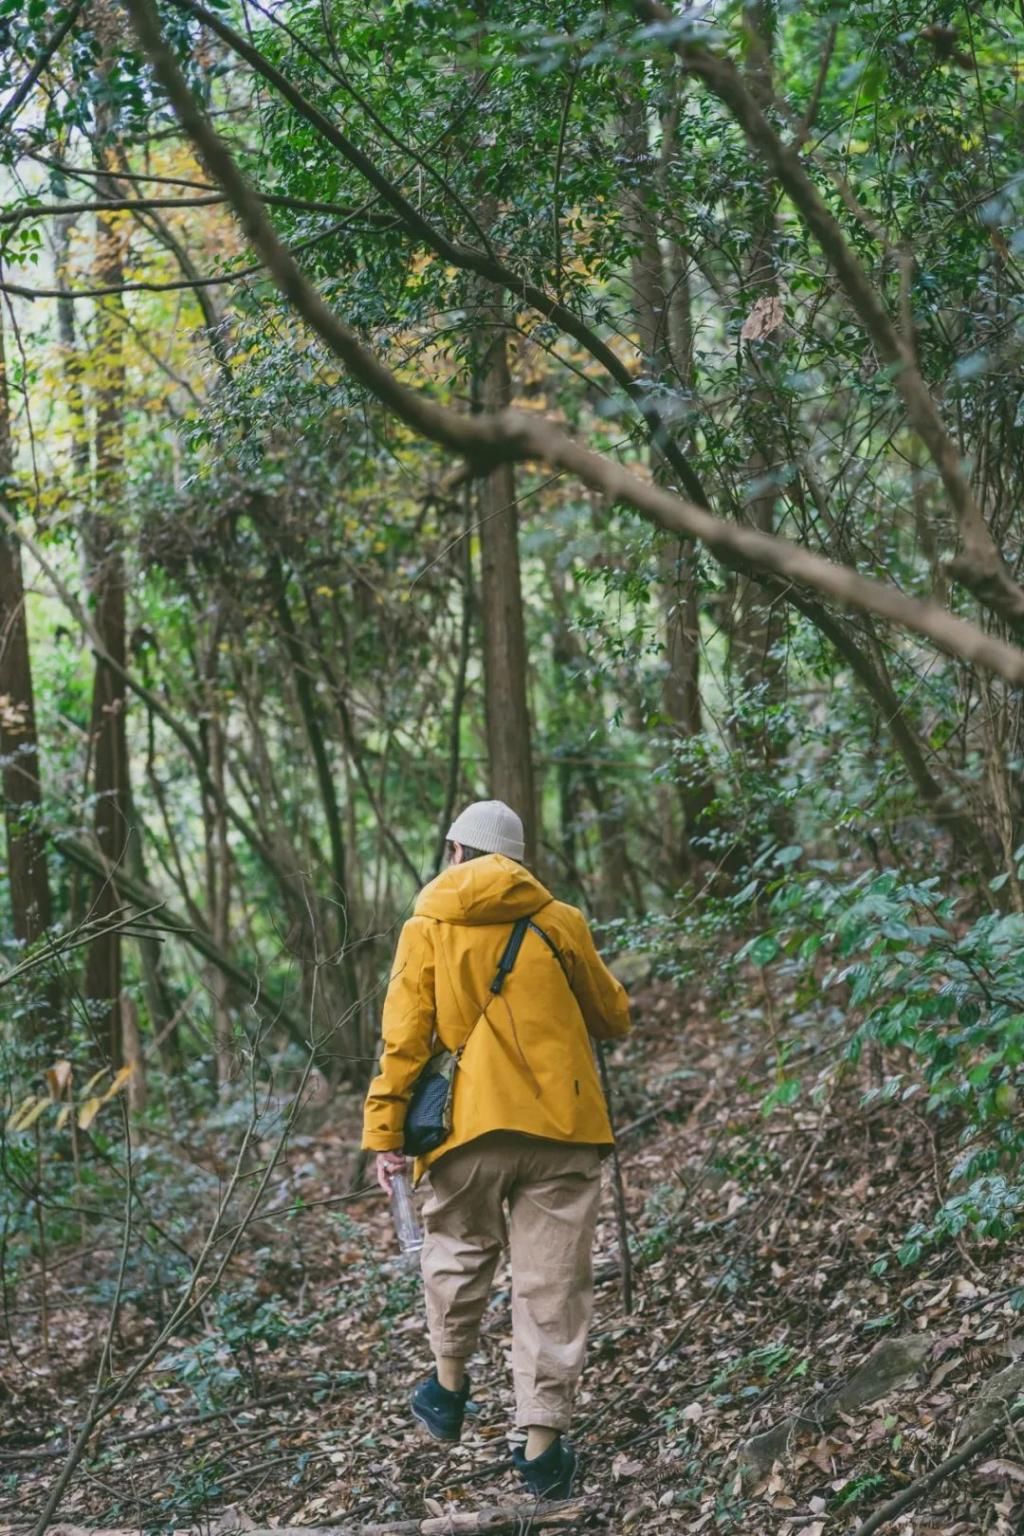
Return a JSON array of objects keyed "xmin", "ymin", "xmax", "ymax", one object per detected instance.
[{"xmin": 446, "ymin": 800, "xmax": 524, "ymax": 861}]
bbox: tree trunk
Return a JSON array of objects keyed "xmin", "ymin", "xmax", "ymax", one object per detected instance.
[
  {"xmin": 548, "ymin": 568, "xmax": 642, "ymax": 915},
  {"xmin": 473, "ymin": 295, "xmax": 535, "ymax": 859},
  {"xmin": 83, "ymin": 142, "xmax": 132, "ymax": 1066},
  {"xmin": 622, "ymin": 90, "xmax": 713, "ymax": 872},
  {"xmin": 52, "ymin": 167, "xmax": 90, "ymax": 485},
  {"xmin": 272, "ymin": 577, "xmax": 364, "ymax": 1074},
  {"xmin": 204, "ymin": 692, "xmax": 234, "ymax": 1087},
  {"xmin": 434, "ymin": 485, "xmax": 474, "ymax": 874},
  {"xmin": 730, "ymin": 0, "xmax": 789, "ymax": 762},
  {"xmin": 0, "ymin": 291, "xmax": 57, "ymax": 1046}
]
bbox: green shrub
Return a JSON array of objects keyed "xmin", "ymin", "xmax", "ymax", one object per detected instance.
[{"xmin": 737, "ymin": 864, "xmax": 1024, "ymax": 1254}]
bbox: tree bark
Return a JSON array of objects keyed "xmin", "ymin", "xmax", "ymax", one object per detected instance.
[
  {"xmin": 622, "ymin": 91, "xmax": 712, "ymax": 870},
  {"xmin": 83, "ymin": 131, "xmax": 132, "ymax": 1066},
  {"xmin": 434, "ymin": 486, "xmax": 474, "ymax": 874},
  {"xmin": 0, "ymin": 290, "xmax": 56, "ymax": 1044},
  {"xmin": 731, "ymin": 0, "xmax": 787, "ymax": 739},
  {"xmin": 474, "ymin": 295, "xmax": 535, "ymax": 858}
]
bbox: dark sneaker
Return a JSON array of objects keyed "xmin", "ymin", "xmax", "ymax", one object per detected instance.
[
  {"xmin": 410, "ymin": 1371, "xmax": 470, "ymax": 1442},
  {"xmin": 512, "ymin": 1437, "xmax": 577, "ymax": 1499}
]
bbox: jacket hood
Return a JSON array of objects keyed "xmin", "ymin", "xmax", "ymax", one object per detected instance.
[{"xmin": 416, "ymin": 853, "xmax": 553, "ymax": 925}]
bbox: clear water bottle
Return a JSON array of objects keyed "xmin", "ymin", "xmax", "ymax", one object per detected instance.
[{"xmin": 390, "ymin": 1170, "xmax": 424, "ymax": 1256}]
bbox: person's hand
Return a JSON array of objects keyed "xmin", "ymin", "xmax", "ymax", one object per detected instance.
[{"xmin": 376, "ymin": 1150, "xmax": 408, "ymax": 1193}]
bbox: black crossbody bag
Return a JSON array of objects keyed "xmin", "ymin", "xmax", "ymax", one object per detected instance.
[{"xmin": 402, "ymin": 917, "xmax": 568, "ymax": 1157}]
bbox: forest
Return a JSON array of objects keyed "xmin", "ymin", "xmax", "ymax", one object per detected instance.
[{"xmin": 2, "ymin": 0, "xmax": 1024, "ymax": 1531}]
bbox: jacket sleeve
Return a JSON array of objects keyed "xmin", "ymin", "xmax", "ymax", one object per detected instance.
[
  {"xmin": 361, "ymin": 917, "xmax": 436, "ymax": 1151},
  {"xmin": 565, "ymin": 908, "xmax": 632, "ymax": 1043}
]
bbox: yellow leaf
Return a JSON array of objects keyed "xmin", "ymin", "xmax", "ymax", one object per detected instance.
[
  {"xmin": 81, "ymin": 1068, "xmax": 107, "ymax": 1096},
  {"xmin": 7, "ymin": 1095, "xmax": 37, "ymax": 1132},
  {"xmin": 100, "ymin": 1064, "xmax": 135, "ymax": 1104},
  {"xmin": 46, "ymin": 1060, "xmax": 73, "ymax": 1100},
  {"xmin": 78, "ymin": 1096, "xmax": 103, "ymax": 1130},
  {"xmin": 11, "ymin": 1097, "xmax": 51, "ymax": 1132},
  {"xmin": 55, "ymin": 1105, "xmax": 71, "ymax": 1131}
]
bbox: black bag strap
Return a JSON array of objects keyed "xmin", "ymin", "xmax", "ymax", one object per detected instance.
[
  {"xmin": 490, "ymin": 916, "xmax": 530, "ymax": 994},
  {"xmin": 528, "ymin": 919, "xmax": 572, "ymax": 988},
  {"xmin": 487, "ymin": 915, "xmax": 573, "ymax": 998}
]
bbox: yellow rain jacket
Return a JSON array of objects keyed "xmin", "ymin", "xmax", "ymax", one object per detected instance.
[{"xmin": 362, "ymin": 854, "xmax": 631, "ymax": 1173}]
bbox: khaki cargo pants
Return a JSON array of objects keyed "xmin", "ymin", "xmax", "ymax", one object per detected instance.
[{"xmin": 420, "ymin": 1131, "xmax": 602, "ymax": 1431}]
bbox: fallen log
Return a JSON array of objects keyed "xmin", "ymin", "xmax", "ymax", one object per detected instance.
[{"xmin": 46, "ymin": 1500, "xmax": 594, "ymax": 1536}]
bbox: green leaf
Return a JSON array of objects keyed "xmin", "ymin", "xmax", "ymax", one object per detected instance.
[{"xmin": 749, "ymin": 935, "xmax": 779, "ymax": 966}]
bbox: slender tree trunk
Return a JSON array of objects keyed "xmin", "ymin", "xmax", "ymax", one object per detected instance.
[
  {"xmin": 124, "ymin": 799, "xmax": 175, "ymax": 1058},
  {"xmin": 204, "ymin": 689, "xmax": 234, "ymax": 1087},
  {"xmin": 0, "ymin": 290, "xmax": 57, "ymax": 1046},
  {"xmin": 434, "ymin": 486, "xmax": 474, "ymax": 874},
  {"xmin": 268, "ymin": 563, "xmax": 362, "ymax": 1014},
  {"xmin": 549, "ymin": 568, "xmax": 642, "ymax": 914},
  {"xmin": 730, "ymin": 0, "xmax": 789, "ymax": 762},
  {"xmin": 53, "ymin": 167, "xmax": 90, "ymax": 486},
  {"xmin": 549, "ymin": 580, "xmax": 584, "ymax": 899},
  {"xmin": 622, "ymin": 91, "xmax": 712, "ymax": 872},
  {"xmin": 83, "ymin": 140, "xmax": 132, "ymax": 1066},
  {"xmin": 473, "ymin": 294, "xmax": 535, "ymax": 858},
  {"xmin": 661, "ymin": 231, "xmax": 716, "ymax": 852}
]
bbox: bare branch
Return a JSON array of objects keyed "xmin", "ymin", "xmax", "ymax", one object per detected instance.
[
  {"xmin": 0, "ymin": 191, "xmax": 396, "ymax": 228},
  {"xmin": 853, "ymin": 1399, "xmax": 1024, "ymax": 1536},
  {"xmin": 0, "ymin": 502, "xmax": 289, "ymax": 887},
  {"xmin": 0, "ymin": 219, "xmax": 358, "ymax": 301},
  {"xmin": 54, "ymin": 832, "xmax": 312, "ymax": 1052}
]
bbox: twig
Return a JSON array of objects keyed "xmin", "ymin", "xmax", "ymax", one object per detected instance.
[
  {"xmin": 0, "ymin": 903, "xmax": 168, "ymax": 988},
  {"xmin": 852, "ymin": 1399, "xmax": 1024, "ymax": 1536}
]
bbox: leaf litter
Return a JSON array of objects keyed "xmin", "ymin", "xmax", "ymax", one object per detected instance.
[{"xmin": 1, "ymin": 979, "xmax": 1022, "ymax": 1534}]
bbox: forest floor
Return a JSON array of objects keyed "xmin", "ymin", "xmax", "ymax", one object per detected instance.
[{"xmin": 2, "ymin": 979, "xmax": 1023, "ymax": 1535}]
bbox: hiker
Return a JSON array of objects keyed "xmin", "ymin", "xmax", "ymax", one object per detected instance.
[{"xmin": 362, "ymin": 799, "xmax": 631, "ymax": 1500}]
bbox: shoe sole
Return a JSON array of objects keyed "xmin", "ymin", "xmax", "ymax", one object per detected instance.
[{"xmin": 409, "ymin": 1393, "xmax": 462, "ymax": 1443}]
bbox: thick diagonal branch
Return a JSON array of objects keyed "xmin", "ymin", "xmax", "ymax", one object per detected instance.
[
  {"xmin": 170, "ymin": 0, "xmax": 708, "ymax": 506},
  {"xmin": 121, "ymin": 0, "xmax": 1024, "ymax": 688}
]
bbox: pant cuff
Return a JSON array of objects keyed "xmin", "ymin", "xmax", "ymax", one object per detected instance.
[
  {"xmin": 515, "ymin": 1399, "xmax": 573, "ymax": 1432},
  {"xmin": 435, "ymin": 1333, "xmax": 479, "ymax": 1358}
]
